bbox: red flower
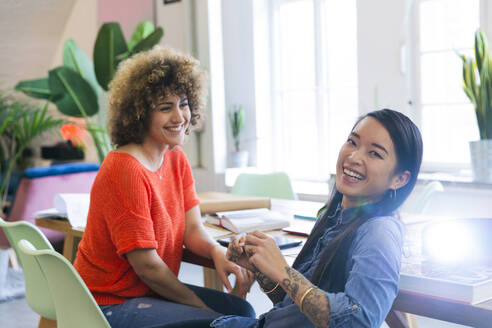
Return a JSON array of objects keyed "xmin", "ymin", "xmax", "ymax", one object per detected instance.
[{"xmin": 60, "ymin": 123, "xmax": 84, "ymax": 146}]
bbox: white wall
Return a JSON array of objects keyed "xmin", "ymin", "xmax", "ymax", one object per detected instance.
[
  {"xmin": 217, "ymin": 0, "xmax": 492, "ymax": 216},
  {"xmin": 356, "ymin": 0, "xmax": 409, "ymax": 115},
  {"xmin": 221, "ymin": 0, "xmax": 258, "ymax": 167},
  {"xmin": 156, "ymin": 0, "xmax": 228, "ymax": 193},
  {"xmin": 6, "ymin": 0, "xmax": 491, "ymax": 210}
]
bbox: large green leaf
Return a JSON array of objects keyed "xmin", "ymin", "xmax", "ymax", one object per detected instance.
[
  {"xmin": 93, "ymin": 23, "xmax": 128, "ymax": 91},
  {"xmin": 48, "ymin": 67, "xmax": 99, "ymax": 117},
  {"xmin": 475, "ymin": 30, "xmax": 489, "ymax": 74},
  {"xmin": 478, "ymin": 60, "xmax": 490, "ymax": 139},
  {"xmin": 63, "ymin": 39, "xmax": 103, "ymax": 98},
  {"xmin": 131, "ymin": 27, "xmax": 164, "ymax": 54},
  {"xmin": 461, "ymin": 57, "xmax": 477, "ymax": 105},
  {"xmin": 482, "ymin": 58, "xmax": 492, "ymax": 139},
  {"xmin": 128, "ymin": 21, "xmax": 155, "ymax": 51},
  {"xmin": 14, "ymin": 78, "xmax": 53, "ymax": 99}
]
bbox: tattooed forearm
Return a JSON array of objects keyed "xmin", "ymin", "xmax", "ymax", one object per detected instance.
[
  {"xmin": 302, "ymin": 287, "xmax": 331, "ymax": 327},
  {"xmin": 281, "ymin": 276, "xmax": 299, "ymax": 299},
  {"xmin": 280, "ymin": 267, "xmax": 331, "ymax": 328},
  {"xmin": 254, "ymin": 271, "xmax": 276, "ymax": 290},
  {"xmin": 254, "ymin": 270, "xmax": 286, "ymax": 303},
  {"xmin": 281, "ymin": 266, "xmax": 309, "ymax": 300},
  {"xmin": 285, "ymin": 267, "xmax": 310, "ymax": 285}
]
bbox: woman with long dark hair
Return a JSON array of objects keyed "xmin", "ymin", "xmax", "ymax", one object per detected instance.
[{"xmin": 212, "ymin": 109, "xmax": 423, "ymax": 327}]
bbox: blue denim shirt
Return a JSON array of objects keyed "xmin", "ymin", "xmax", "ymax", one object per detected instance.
[{"xmin": 211, "ymin": 206, "xmax": 404, "ymax": 328}]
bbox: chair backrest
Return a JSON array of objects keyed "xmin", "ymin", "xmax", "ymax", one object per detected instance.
[
  {"xmin": 231, "ymin": 172, "xmax": 297, "ymax": 200},
  {"xmin": 0, "ymin": 218, "xmax": 56, "ymax": 320},
  {"xmin": 18, "ymin": 239, "xmax": 110, "ymax": 328},
  {"xmin": 407, "ymin": 180, "xmax": 444, "ymax": 214},
  {"xmin": 4, "ymin": 167, "xmax": 98, "ymax": 244}
]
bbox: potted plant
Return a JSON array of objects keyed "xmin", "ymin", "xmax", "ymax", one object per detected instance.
[
  {"xmin": 228, "ymin": 104, "xmax": 248, "ymax": 167},
  {"xmin": 459, "ymin": 29, "xmax": 492, "ymax": 181},
  {"xmin": 0, "ymin": 89, "xmax": 63, "ymax": 213},
  {"xmin": 15, "ymin": 21, "xmax": 164, "ymax": 163}
]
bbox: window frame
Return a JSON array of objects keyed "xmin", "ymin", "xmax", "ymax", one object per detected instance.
[
  {"xmin": 259, "ymin": 0, "xmax": 358, "ymax": 181},
  {"xmin": 407, "ymin": 0, "xmax": 490, "ymax": 173}
]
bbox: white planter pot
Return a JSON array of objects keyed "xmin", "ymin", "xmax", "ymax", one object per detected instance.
[
  {"xmin": 0, "ymin": 249, "xmax": 9, "ymax": 298},
  {"xmin": 469, "ymin": 140, "xmax": 492, "ymax": 182},
  {"xmin": 230, "ymin": 151, "xmax": 249, "ymax": 168}
]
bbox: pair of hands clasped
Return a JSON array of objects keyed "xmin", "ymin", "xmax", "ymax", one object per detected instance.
[{"xmin": 226, "ymin": 231, "xmax": 289, "ymax": 291}]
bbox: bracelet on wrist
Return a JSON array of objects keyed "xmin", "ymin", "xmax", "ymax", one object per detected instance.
[
  {"xmin": 259, "ymin": 282, "xmax": 279, "ymax": 294},
  {"xmin": 299, "ymin": 286, "xmax": 317, "ymax": 313}
]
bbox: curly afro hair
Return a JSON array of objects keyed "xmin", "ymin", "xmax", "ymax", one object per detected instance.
[{"xmin": 107, "ymin": 46, "xmax": 207, "ymax": 147}]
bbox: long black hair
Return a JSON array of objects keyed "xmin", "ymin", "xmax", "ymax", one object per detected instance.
[{"xmin": 292, "ymin": 109, "xmax": 423, "ymax": 290}]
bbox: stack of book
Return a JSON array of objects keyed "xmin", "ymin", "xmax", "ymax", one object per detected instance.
[
  {"xmin": 205, "ymin": 208, "xmax": 290, "ymax": 234},
  {"xmin": 399, "ymin": 255, "xmax": 492, "ymax": 305}
]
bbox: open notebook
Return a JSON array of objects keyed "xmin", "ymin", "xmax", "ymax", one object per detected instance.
[{"xmin": 206, "ymin": 208, "xmax": 290, "ymax": 234}]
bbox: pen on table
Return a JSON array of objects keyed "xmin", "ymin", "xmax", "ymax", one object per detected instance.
[{"xmin": 293, "ymin": 214, "xmax": 317, "ymax": 221}]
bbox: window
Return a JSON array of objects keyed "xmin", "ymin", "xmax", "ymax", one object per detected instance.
[
  {"xmin": 410, "ymin": 0, "xmax": 481, "ymax": 169},
  {"xmin": 254, "ymin": 0, "xmax": 358, "ymax": 182}
]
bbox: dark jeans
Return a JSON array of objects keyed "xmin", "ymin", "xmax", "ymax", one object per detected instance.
[{"xmin": 99, "ymin": 284, "xmax": 255, "ymax": 328}]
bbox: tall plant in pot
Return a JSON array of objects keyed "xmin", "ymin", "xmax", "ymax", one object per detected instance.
[
  {"xmin": 459, "ymin": 29, "xmax": 492, "ymax": 181},
  {"xmin": 0, "ymin": 90, "xmax": 64, "ymax": 211},
  {"xmin": 228, "ymin": 104, "xmax": 248, "ymax": 167},
  {"xmin": 15, "ymin": 21, "xmax": 164, "ymax": 163}
]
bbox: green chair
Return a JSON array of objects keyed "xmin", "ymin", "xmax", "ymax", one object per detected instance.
[
  {"xmin": 17, "ymin": 239, "xmax": 110, "ymax": 328},
  {"xmin": 231, "ymin": 172, "xmax": 297, "ymax": 200},
  {"xmin": 0, "ymin": 218, "xmax": 56, "ymax": 320}
]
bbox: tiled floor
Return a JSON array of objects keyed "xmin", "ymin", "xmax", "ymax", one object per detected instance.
[{"xmin": 0, "ymin": 262, "xmax": 471, "ymax": 327}]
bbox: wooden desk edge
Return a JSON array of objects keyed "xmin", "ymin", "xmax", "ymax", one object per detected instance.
[
  {"xmin": 35, "ymin": 218, "xmax": 215, "ymax": 268},
  {"xmin": 392, "ymin": 291, "xmax": 492, "ymax": 326},
  {"xmin": 35, "ymin": 218, "xmax": 84, "ymax": 238}
]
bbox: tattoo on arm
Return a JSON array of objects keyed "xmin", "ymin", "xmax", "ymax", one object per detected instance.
[
  {"xmin": 302, "ymin": 287, "xmax": 331, "ymax": 327},
  {"xmin": 254, "ymin": 271, "xmax": 276, "ymax": 290},
  {"xmin": 281, "ymin": 267, "xmax": 308, "ymax": 299},
  {"xmin": 280, "ymin": 266, "xmax": 331, "ymax": 327},
  {"xmin": 254, "ymin": 271, "xmax": 286, "ymax": 304}
]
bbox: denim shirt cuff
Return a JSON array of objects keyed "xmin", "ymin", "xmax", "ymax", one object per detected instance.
[
  {"xmin": 326, "ymin": 292, "xmax": 362, "ymax": 324},
  {"xmin": 210, "ymin": 315, "xmax": 260, "ymax": 328}
]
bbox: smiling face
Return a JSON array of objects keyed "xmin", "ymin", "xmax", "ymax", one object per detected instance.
[
  {"xmin": 145, "ymin": 94, "xmax": 190, "ymax": 149},
  {"xmin": 336, "ymin": 117, "xmax": 410, "ymax": 209}
]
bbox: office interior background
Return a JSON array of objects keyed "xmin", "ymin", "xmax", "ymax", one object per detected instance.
[
  {"xmin": 3, "ymin": 0, "xmax": 492, "ymax": 218},
  {"xmin": 1, "ymin": 1, "xmax": 492, "ymax": 327}
]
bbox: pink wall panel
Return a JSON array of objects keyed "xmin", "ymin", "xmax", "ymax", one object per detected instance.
[{"xmin": 98, "ymin": 0, "xmax": 155, "ymax": 40}]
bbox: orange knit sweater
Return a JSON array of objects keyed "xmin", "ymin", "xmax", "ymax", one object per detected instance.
[{"xmin": 74, "ymin": 148, "xmax": 200, "ymax": 305}]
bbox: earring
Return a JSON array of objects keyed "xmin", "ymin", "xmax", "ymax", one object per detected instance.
[{"xmin": 389, "ymin": 188, "xmax": 396, "ymax": 199}]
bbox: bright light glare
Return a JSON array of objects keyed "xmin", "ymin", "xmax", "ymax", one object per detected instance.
[{"xmin": 424, "ymin": 223, "xmax": 472, "ymax": 263}]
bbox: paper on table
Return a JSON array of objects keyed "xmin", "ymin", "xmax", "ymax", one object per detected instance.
[
  {"xmin": 33, "ymin": 208, "xmax": 67, "ymax": 220},
  {"xmin": 198, "ymin": 192, "xmax": 271, "ymax": 214},
  {"xmin": 203, "ymin": 225, "xmax": 233, "ymax": 238},
  {"xmin": 54, "ymin": 193, "xmax": 90, "ymax": 229}
]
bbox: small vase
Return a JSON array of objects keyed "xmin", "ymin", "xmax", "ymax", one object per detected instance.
[
  {"xmin": 230, "ymin": 150, "xmax": 249, "ymax": 168},
  {"xmin": 469, "ymin": 140, "xmax": 492, "ymax": 182}
]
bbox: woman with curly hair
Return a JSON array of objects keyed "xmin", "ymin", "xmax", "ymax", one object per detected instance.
[{"xmin": 74, "ymin": 46, "xmax": 255, "ymax": 328}]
